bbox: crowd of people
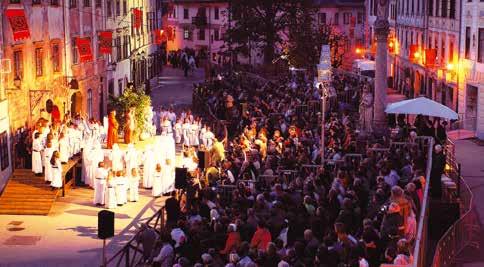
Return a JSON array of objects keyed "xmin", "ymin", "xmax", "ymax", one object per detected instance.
[
  {"xmin": 135, "ymin": 70, "xmax": 434, "ymax": 267},
  {"xmin": 167, "ymin": 49, "xmax": 200, "ymax": 77}
]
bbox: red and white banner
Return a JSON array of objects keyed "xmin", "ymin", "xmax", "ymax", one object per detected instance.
[
  {"xmin": 76, "ymin": 37, "xmax": 93, "ymax": 63},
  {"xmin": 5, "ymin": 9, "xmax": 30, "ymax": 41},
  {"xmin": 154, "ymin": 29, "xmax": 163, "ymax": 44},
  {"xmin": 133, "ymin": 8, "xmax": 142, "ymax": 28},
  {"xmin": 99, "ymin": 31, "xmax": 113, "ymax": 54}
]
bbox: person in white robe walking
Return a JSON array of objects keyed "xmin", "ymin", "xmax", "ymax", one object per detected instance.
[
  {"xmin": 58, "ymin": 132, "xmax": 69, "ymax": 163},
  {"xmin": 43, "ymin": 141, "xmax": 54, "ymax": 182},
  {"xmin": 93, "ymin": 162, "xmax": 108, "ymax": 205},
  {"xmin": 32, "ymin": 133, "xmax": 43, "ymax": 175},
  {"xmin": 174, "ymin": 119, "xmax": 182, "ymax": 144},
  {"xmin": 81, "ymin": 137, "xmax": 93, "ymax": 186},
  {"xmin": 88, "ymin": 142, "xmax": 104, "ymax": 188},
  {"xmin": 50, "ymin": 151, "xmax": 63, "ymax": 188},
  {"xmin": 105, "ymin": 171, "xmax": 117, "ymax": 209},
  {"xmin": 152, "ymin": 164, "xmax": 163, "ymax": 197},
  {"xmin": 189, "ymin": 121, "xmax": 200, "ymax": 147},
  {"xmin": 142, "ymin": 145, "xmax": 155, "ymax": 189},
  {"xmin": 158, "ymin": 132, "xmax": 176, "ymax": 195},
  {"xmin": 182, "ymin": 118, "xmax": 191, "ymax": 147},
  {"xmin": 202, "ymin": 126, "xmax": 215, "ymax": 150},
  {"xmin": 128, "ymin": 168, "xmax": 140, "ymax": 202},
  {"xmin": 114, "ymin": 171, "xmax": 128, "ymax": 205}
]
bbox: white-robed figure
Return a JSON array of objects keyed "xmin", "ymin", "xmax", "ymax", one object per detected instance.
[
  {"xmin": 114, "ymin": 171, "xmax": 128, "ymax": 205},
  {"xmin": 110, "ymin": 144, "xmax": 124, "ymax": 172},
  {"xmin": 160, "ymin": 117, "xmax": 173, "ymax": 137},
  {"xmin": 152, "ymin": 163, "xmax": 163, "ymax": 197},
  {"xmin": 50, "ymin": 151, "xmax": 63, "ymax": 188},
  {"xmin": 202, "ymin": 126, "xmax": 215, "ymax": 150},
  {"xmin": 142, "ymin": 145, "xmax": 155, "ymax": 188},
  {"xmin": 105, "ymin": 171, "xmax": 117, "ymax": 209},
  {"xmin": 43, "ymin": 142, "xmax": 54, "ymax": 182},
  {"xmin": 32, "ymin": 133, "xmax": 43, "ymax": 175},
  {"xmin": 88, "ymin": 142, "xmax": 104, "ymax": 188},
  {"xmin": 93, "ymin": 162, "xmax": 108, "ymax": 205},
  {"xmin": 58, "ymin": 133, "xmax": 69, "ymax": 163},
  {"xmin": 174, "ymin": 119, "xmax": 182, "ymax": 144},
  {"xmin": 189, "ymin": 121, "xmax": 200, "ymax": 147},
  {"xmin": 81, "ymin": 137, "xmax": 93, "ymax": 186},
  {"xmin": 182, "ymin": 118, "xmax": 191, "ymax": 147},
  {"xmin": 128, "ymin": 168, "xmax": 140, "ymax": 202},
  {"xmin": 125, "ymin": 144, "xmax": 139, "ymax": 175},
  {"xmin": 157, "ymin": 131, "xmax": 176, "ymax": 195}
]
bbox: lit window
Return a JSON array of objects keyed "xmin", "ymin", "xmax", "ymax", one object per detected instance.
[
  {"xmin": 13, "ymin": 50, "xmax": 23, "ymax": 79},
  {"xmin": 52, "ymin": 44, "xmax": 61, "ymax": 72},
  {"xmin": 35, "ymin": 47, "xmax": 43, "ymax": 77}
]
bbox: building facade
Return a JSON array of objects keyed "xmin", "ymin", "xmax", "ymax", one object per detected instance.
[
  {"xmin": 164, "ymin": 0, "xmax": 229, "ymax": 65},
  {"xmin": 315, "ymin": 0, "xmax": 366, "ymax": 69},
  {"xmin": 105, "ymin": 0, "xmax": 164, "ymax": 97},
  {"xmin": 459, "ymin": 0, "xmax": 484, "ymax": 138}
]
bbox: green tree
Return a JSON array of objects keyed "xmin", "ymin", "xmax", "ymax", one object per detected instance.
[
  {"xmin": 225, "ymin": 0, "xmax": 294, "ymax": 66},
  {"xmin": 109, "ymin": 88, "xmax": 152, "ymax": 137},
  {"xmin": 286, "ymin": 5, "xmax": 348, "ymax": 70}
]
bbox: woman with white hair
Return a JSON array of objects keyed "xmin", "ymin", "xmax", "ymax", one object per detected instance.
[{"xmin": 220, "ymin": 223, "xmax": 241, "ymax": 255}]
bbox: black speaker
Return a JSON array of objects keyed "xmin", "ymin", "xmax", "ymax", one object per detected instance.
[
  {"xmin": 197, "ymin": 150, "xmax": 210, "ymax": 169},
  {"xmin": 98, "ymin": 210, "xmax": 115, "ymax": 239},
  {"xmin": 175, "ymin": 167, "xmax": 188, "ymax": 189}
]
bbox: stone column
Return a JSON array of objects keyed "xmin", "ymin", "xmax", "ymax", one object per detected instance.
[{"xmin": 373, "ymin": 17, "xmax": 390, "ymax": 131}]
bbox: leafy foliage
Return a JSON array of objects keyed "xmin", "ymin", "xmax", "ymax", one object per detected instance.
[{"xmin": 109, "ymin": 88, "xmax": 152, "ymax": 137}]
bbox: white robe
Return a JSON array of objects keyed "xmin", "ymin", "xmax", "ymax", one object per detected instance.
[
  {"xmin": 174, "ymin": 123, "xmax": 182, "ymax": 144},
  {"xmin": 202, "ymin": 130, "xmax": 215, "ymax": 150},
  {"xmin": 43, "ymin": 147, "xmax": 54, "ymax": 182},
  {"xmin": 88, "ymin": 145, "xmax": 104, "ymax": 188},
  {"xmin": 143, "ymin": 149, "xmax": 155, "ymax": 188},
  {"xmin": 125, "ymin": 147, "xmax": 139, "ymax": 174},
  {"xmin": 106, "ymin": 179, "xmax": 117, "ymax": 209},
  {"xmin": 182, "ymin": 123, "xmax": 191, "ymax": 146},
  {"xmin": 111, "ymin": 146, "xmax": 124, "ymax": 172},
  {"xmin": 51, "ymin": 159, "xmax": 63, "ymax": 188},
  {"xmin": 152, "ymin": 171, "xmax": 163, "ymax": 197},
  {"xmin": 32, "ymin": 138, "xmax": 43, "ymax": 174},
  {"xmin": 189, "ymin": 123, "xmax": 199, "ymax": 146},
  {"xmin": 59, "ymin": 137, "xmax": 69, "ymax": 163},
  {"xmin": 157, "ymin": 135, "xmax": 176, "ymax": 194},
  {"xmin": 93, "ymin": 167, "xmax": 108, "ymax": 205},
  {"xmin": 128, "ymin": 174, "xmax": 140, "ymax": 202},
  {"xmin": 81, "ymin": 141, "xmax": 93, "ymax": 185},
  {"xmin": 115, "ymin": 177, "xmax": 128, "ymax": 205}
]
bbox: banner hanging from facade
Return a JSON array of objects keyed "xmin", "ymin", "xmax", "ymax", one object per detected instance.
[
  {"xmin": 5, "ymin": 9, "xmax": 30, "ymax": 41},
  {"xmin": 99, "ymin": 31, "xmax": 113, "ymax": 54},
  {"xmin": 76, "ymin": 37, "xmax": 93, "ymax": 63},
  {"xmin": 154, "ymin": 29, "xmax": 163, "ymax": 44},
  {"xmin": 133, "ymin": 8, "xmax": 142, "ymax": 28}
]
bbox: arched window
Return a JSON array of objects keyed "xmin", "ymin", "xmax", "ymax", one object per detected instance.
[{"xmin": 87, "ymin": 89, "xmax": 93, "ymax": 119}]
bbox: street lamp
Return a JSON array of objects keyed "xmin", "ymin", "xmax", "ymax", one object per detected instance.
[{"xmin": 319, "ymin": 80, "xmax": 329, "ymax": 167}]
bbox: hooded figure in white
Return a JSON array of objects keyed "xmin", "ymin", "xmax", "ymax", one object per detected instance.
[
  {"xmin": 43, "ymin": 143, "xmax": 54, "ymax": 182},
  {"xmin": 58, "ymin": 133, "xmax": 70, "ymax": 163},
  {"xmin": 81, "ymin": 137, "xmax": 93, "ymax": 186},
  {"xmin": 110, "ymin": 144, "xmax": 124, "ymax": 172},
  {"xmin": 157, "ymin": 129, "xmax": 176, "ymax": 195},
  {"xmin": 142, "ymin": 145, "xmax": 155, "ymax": 188},
  {"xmin": 125, "ymin": 144, "xmax": 139, "ymax": 175}
]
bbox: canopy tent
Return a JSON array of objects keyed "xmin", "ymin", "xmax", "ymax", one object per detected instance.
[{"xmin": 385, "ymin": 97, "xmax": 458, "ymax": 120}]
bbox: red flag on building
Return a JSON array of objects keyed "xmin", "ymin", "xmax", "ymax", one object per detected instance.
[
  {"xmin": 99, "ymin": 31, "xmax": 113, "ymax": 54},
  {"xmin": 133, "ymin": 8, "xmax": 142, "ymax": 28},
  {"xmin": 165, "ymin": 26, "xmax": 174, "ymax": 41},
  {"xmin": 154, "ymin": 29, "xmax": 165, "ymax": 44},
  {"xmin": 425, "ymin": 49, "xmax": 437, "ymax": 67},
  {"xmin": 5, "ymin": 9, "xmax": 30, "ymax": 41},
  {"xmin": 76, "ymin": 37, "xmax": 93, "ymax": 63},
  {"xmin": 409, "ymin": 44, "xmax": 419, "ymax": 61}
]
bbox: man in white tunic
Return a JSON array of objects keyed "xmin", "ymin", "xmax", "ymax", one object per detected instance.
[
  {"xmin": 143, "ymin": 145, "xmax": 155, "ymax": 189},
  {"xmin": 43, "ymin": 141, "xmax": 54, "ymax": 182},
  {"xmin": 58, "ymin": 132, "xmax": 69, "ymax": 163},
  {"xmin": 88, "ymin": 142, "xmax": 104, "ymax": 188},
  {"xmin": 152, "ymin": 163, "xmax": 163, "ymax": 197},
  {"xmin": 202, "ymin": 126, "xmax": 215, "ymax": 150},
  {"xmin": 93, "ymin": 162, "xmax": 108, "ymax": 205},
  {"xmin": 81, "ymin": 137, "xmax": 93, "ymax": 186},
  {"xmin": 32, "ymin": 133, "xmax": 43, "ymax": 175},
  {"xmin": 50, "ymin": 151, "xmax": 63, "ymax": 188}
]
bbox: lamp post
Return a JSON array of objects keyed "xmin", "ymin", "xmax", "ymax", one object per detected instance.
[{"xmin": 319, "ymin": 80, "xmax": 329, "ymax": 167}]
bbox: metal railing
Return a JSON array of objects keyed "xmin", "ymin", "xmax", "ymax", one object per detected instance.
[
  {"xmin": 430, "ymin": 138, "xmax": 481, "ymax": 267},
  {"xmin": 104, "ymin": 207, "xmax": 165, "ymax": 267}
]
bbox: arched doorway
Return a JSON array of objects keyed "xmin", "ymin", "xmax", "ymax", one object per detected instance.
[{"xmin": 70, "ymin": 92, "xmax": 82, "ymax": 117}]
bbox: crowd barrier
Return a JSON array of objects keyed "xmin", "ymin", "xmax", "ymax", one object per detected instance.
[
  {"xmin": 430, "ymin": 138, "xmax": 480, "ymax": 267},
  {"xmin": 104, "ymin": 207, "xmax": 166, "ymax": 267}
]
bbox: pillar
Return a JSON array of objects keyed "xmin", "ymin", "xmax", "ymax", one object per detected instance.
[{"xmin": 373, "ymin": 17, "xmax": 390, "ymax": 131}]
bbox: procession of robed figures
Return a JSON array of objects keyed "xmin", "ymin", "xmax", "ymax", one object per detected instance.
[{"xmin": 31, "ymin": 105, "xmax": 217, "ymax": 210}]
